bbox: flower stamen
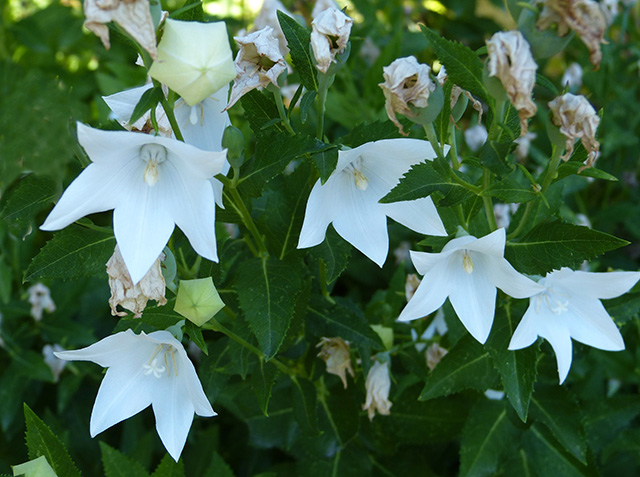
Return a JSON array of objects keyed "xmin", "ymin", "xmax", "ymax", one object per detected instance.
[
  {"xmin": 140, "ymin": 143, "xmax": 168, "ymax": 187},
  {"xmin": 462, "ymin": 250, "xmax": 474, "ymax": 274}
]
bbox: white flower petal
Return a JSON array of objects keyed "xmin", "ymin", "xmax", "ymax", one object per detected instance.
[
  {"xmin": 508, "ymin": 302, "xmax": 541, "ymax": 350},
  {"xmin": 409, "ymin": 250, "xmax": 448, "ymax": 276},
  {"xmin": 554, "ymin": 269, "xmax": 640, "ymax": 299},
  {"xmin": 175, "ymin": 89, "xmax": 230, "ymax": 152},
  {"xmin": 539, "ymin": 318, "xmax": 574, "ymax": 384},
  {"xmin": 465, "ymin": 227, "xmax": 506, "ymax": 257},
  {"xmin": 103, "ymin": 84, "xmax": 152, "ymax": 126},
  {"xmin": 298, "ymin": 175, "xmax": 348, "ymax": 249},
  {"xmin": 397, "ymin": 258, "xmax": 454, "ymax": 322},
  {"xmin": 54, "ymin": 329, "xmax": 142, "ymax": 367},
  {"xmin": 485, "ymin": 256, "xmax": 543, "ymax": 298},
  {"xmin": 382, "ymin": 197, "xmax": 447, "ymax": 236},
  {"xmin": 566, "ymin": 300, "xmax": 625, "ymax": 351}
]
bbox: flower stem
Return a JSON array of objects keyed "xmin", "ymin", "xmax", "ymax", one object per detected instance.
[
  {"xmin": 423, "ymin": 123, "xmax": 445, "ymax": 160},
  {"xmin": 482, "ymin": 169, "xmax": 498, "ymax": 231},
  {"xmin": 159, "ymin": 92, "xmax": 185, "ymax": 142},
  {"xmin": 448, "ymin": 122, "xmax": 461, "ymax": 170},
  {"xmin": 316, "ymin": 72, "xmax": 334, "ymax": 140},
  {"xmin": 229, "ymin": 187, "xmax": 268, "ymax": 257},
  {"xmin": 272, "ymin": 89, "xmax": 295, "ymax": 135}
]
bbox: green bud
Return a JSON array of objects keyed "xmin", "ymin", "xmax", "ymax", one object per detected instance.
[
  {"xmin": 370, "ymin": 324, "xmax": 394, "ymax": 350},
  {"xmin": 174, "ymin": 278, "xmax": 225, "ymax": 326},
  {"xmin": 222, "ymin": 125, "xmax": 245, "ymax": 169},
  {"xmin": 408, "ymin": 77, "xmax": 444, "ymax": 125}
]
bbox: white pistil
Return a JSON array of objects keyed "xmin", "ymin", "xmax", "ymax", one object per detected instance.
[
  {"xmin": 143, "ymin": 344, "xmax": 178, "ymax": 378},
  {"xmin": 189, "ymin": 105, "xmax": 198, "ymax": 125},
  {"xmin": 140, "ymin": 143, "xmax": 168, "ymax": 187},
  {"xmin": 143, "ymin": 358, "xmax": 166, "ymax": 378},
  {"xmin": 462, "ymin": 250, "xmax": 474, "ymax": 274},
  {"xmin": 536, "ymin": 288, "xmax": 570, "ymax": 315},
  {"xmin": 353, "ymin": 169, "xmax": 369, "ymax": 191}
]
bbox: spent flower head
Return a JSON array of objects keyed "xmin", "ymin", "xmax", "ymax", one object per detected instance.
[
  {"xmin": 311, "ymin": 7, "xmax": 353, "ymax": 73},
  {"xmin": 316, "ymin": 337, "xmax": 354, "ymax": 388},
  {"xmin": 362, "ymin": 360, "xmax": 392, "ymax": 420}
]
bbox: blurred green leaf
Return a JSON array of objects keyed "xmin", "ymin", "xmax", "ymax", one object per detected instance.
[
  {"xmin": 0, "ymin": 174, "xmax": 57, "ymax": 235},
  {"xmin": 150, "ymin": 455, "xmax": 184, "ymax": 477},
  {"xmin": 481, "ymin": 178, "xmax": 537, "ymax": 204},
  {"xmin": 522, "ymin": 425, "xmax": 592, "ymax": 476},
  {"xmin": 310, "ymin": 226, "xmax": 352, "ymax": 284},
  {"xmin": 100, "ymin": 442, "xmax": 149, "ymax": 477},
  {"xmin": 277, "ymin": 12, "xmax": 318, "ymax": 92},
  {"xmin": 312, "ymin": 147, "xmax": 338, "ymax": 184},
  {"xmin": 292, "ymin": 377, "xmax": 320, "ymax": 436}
]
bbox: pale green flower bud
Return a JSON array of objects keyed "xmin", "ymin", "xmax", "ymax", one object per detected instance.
[{"xmin": 174, "ymin": 278, "xmax": 225, "ymax": 326}]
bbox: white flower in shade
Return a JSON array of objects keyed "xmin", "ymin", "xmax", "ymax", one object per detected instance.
[
  {"xmin": 149, "ymin": 19, "xmax": 236, "ymax": 106},
  {"xmin": 509, "ymin": 268, "xmax": 640, "ymax": 383},
  {"xmin": 362, "ymin": 360, "xmax": 392, "ymax": 420},
  {"xmin": 316, "ymin": 337, "xmax": 354, "ymax": 388},
  {"xmin": 83, "ymin": 0, "xmax": 157, "ymax": 58},
  {"xmin": 253, "ymin": 0, "xmax": 291, "ymax": 56},
  {"xmin": 42, "ymin": 344, "xmax": 66, "ymax": 382},
  {"xmin": 398, "ymin": 228, "xmax": 543, "ymax": 344},
  {"xmin": 562, "ymin": 63, "xmax": 583, "ymax": 90},
  {"xmin": 311, "ymin": 7, "xmax": 353, "ymax": 73},
  {"xmin": 379, "ymin": 56, "xmax": 437, "ymax": 135},
  {"xmin": 107, "ymin": 245, "xmax": 167, "ymax": 317},
  {"xmin": 486, "ymin": 30, "xmax": 537, "ymax": 135},
  {"xmin": 54, "ymin": 329, "xmax": 215, "ymax": 461},
  {"xmin": 549, "ymin": 93, "xmax": 600, "ymax": 169},
  {"xmin": 537, "ymin": 0, "xmax": 607, "ymax": 68},
  {"xmin": 464, "ymin": 124, "xmax": 488, "ymax": 152},
  {"xmin": 226, "ymin": 27, "xmax": 287, "ymax": 110},
  {"xmin": 297, "ymin": 139, "xmax": 447, "ymax": 267},
  {"xmin": 41, "ymin": 123, "xmax": 226, "ymax": 284},
  {"xmin": 28, "ymin": 283, "xmax": 55, "ymax": 321}
]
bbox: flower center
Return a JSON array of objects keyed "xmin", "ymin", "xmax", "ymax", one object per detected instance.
[
  {"xmin": 462, "ymin": 250, "xmax": 474, "ymax": 274},
  {"xmin": 535, "ymin": 287, "xmax": 570, "ymax": 315},
  {"xmin": 140, "ymin": 144, "xmax": 168, "ymax": 187},
  {"xmin": 142, "ymin": 344, "xmax": 178, "ymax": 378},
  {"xmin": 344, "ymin": 158, "xmax": 369, "ymax": 191}
]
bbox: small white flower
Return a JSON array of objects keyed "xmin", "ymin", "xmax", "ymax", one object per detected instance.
[
  {"xmin": 149, "ymin": 19, "xmax": 236, "ymax": 106},
  {"xmin": 464, "ymin": 124, "xmax": 488, "ymax": 152},
  {"xmin": 562, "ymin": 63, "xmax": 583, "ymax": 90},
  {"xmin": 54, "ymin": 329, "xmax": 215, "ymax": 461},
  {"xmin": 514, "ymin": 132, "xmax": 537, "ymax": 160},
  {"xmin": 41, "ymin": 123, "xmax": 227, "ymax": 284},
  {"xmin": 379, "ymin": 56, "xmax": 437, "ymax": 135},
  {"xmin": 509, "ymin": 268, "xmax": 640, "ymax": 383},
  {"xmin": 493, "ymin": 202, "xmax": 519, "ymax": 229},
  {"xmin": 297, "ymin": 139, "xmax": 447, "ymax": 267},
  {"xmin": 362, "ymin": 360, "xmax": 392, "ymax": 420},
  {"xmin": 43, "ymin": 344, "xmax": 66, "ymax": 382},
  {"xmin": 226, "ymin": 27, "xmax": 288, "ymax": 110},
  {"xmin": 311, "ymin": 7, "xmax": 353, "ymax": 73},
  {"xmin": 486, "ymin": 30, "xmax": 538, "ymax": 135},
  {"xmin": 316, "ymin": 337, "xmax": 354, "ymax": 388},
  {"xmin": 398, "ymin": 228, "xmax": 544, "ymax": 343},
  {"xmin": 549, "ymin": 93, "xmax": 600, "ymax": 169},
  {"xmin": 28, "ymin": 283, "xmax": 55, "ymax": 321},
  {"xmin": 83, "ymin": 0, "xmax": 157, "ymax": 58}
]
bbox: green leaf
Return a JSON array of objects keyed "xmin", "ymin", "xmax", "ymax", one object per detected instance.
[
  {"xmin": 0, "ymin": 174, "xmax": 57, "ymax": 234},
  {"xmin": 292, "ymin": 377, "xmax": 320, "ymax": 436},
  {"xmin": 522, "ymin": 425, "xmax": 592, "ymax": 477},
  {"xmin": 420, "ymin": 335, "xmax": 498, "ymax": 400},
  {"xmin": 556, "ymin": 161, "xmax": 618, "ymax": 182},
  {"xmin": 25, "ymin": 224, "xmax": 115, "ymax": 282},
  {"xmin": 129, "ymin": 86, "xmax": 164, "ymax": 126},
  {"xmin": 321, "ymin": 385, "xmax": 360, "ymax": 447},
  {"xmin": 185, "ymin": 320, "xmax": 208, "ymax": 355},
  {"xmin": 479, "ymin": 140, "xmax": 514, "ymax": 176},
  {"xmin": 481, "ymin": 178, "xmax": 537, "ymax": 203},
  {"xmin": 505, "ymin": 221, "xmax": 629, "ymax": 275},
  {"xmin": 241, "ymin": 90, "xmax": 282, "ymax": 135},
  {"xmin": 23, "ymin": 404, "xmax": 81, "ymax": 477},
  {"xmin": 234, "ymin": 257, "xmax": 302, "ymax": 359},
  {"xmin": 310, "ymin": 226, "xmax": 352, "ymax": 284},
  {"xmin": 459, "ymin": 400, "xmax": 521, "ymax": 477},
  {"xmin": 312, "ymin": 146, "xmax": 339, "ymax": 184},
  {"xmin": 250, "ymin": 360, "xmax": 279, "ymax": 416},
  {"xmin": 150, "ymin": 455, "xmax": 184, "ymax": 477},
  {"xmin": 380, "ymin": 160, "xmax": 474, "ymax": 207},
  {"xmin": 277, "ymin": 12, "xmax": 318, "ymax": 91},
  {"xmin": 486, "ymin": 303, "xmax": 537, "ymax": 422},
  {"xmin": 584, "ymin": 396, "xmax": 640, "ymax": 453},
  {"xmin": 434, "ymin": 81, "xmax": 453, "ymax": 144},
  {"xmin": 307, "ymin": 297, "xmax": 383, "ymax": 350},
  {"xmin": 604, "ymin": 292, "xmax": 640, "ymax": 324},
  {"xmin": 536, "ymin": 73, "xmax": 559, "ymax": 96},
  {"xmin": 299, "ymin": 90, "xmax": 317, "ymax": 124},
  {"xmin": 530, "ymin": 386, "xmax": 587, "ymax": 463},
  {"xmin": 172, "ymin": 0, "xmax": 204, "ymax": 21},
  {"xmin": 339, "ymin": 120, "xmax": 402, "ymax": 148},
  {"xmin": 420, "ymin": 25, "xmax": 490, "ymax": 104},
  {"xmin": 100, "ymin": 442, "xmax": 149, "ymax": 477},
  {"xmin": 497, "ymin": 103, "xmax": 521, "ymax": 143},
  {"xmin": 204, "ymin": 453, "xmax": 235, "ymax": 477}
]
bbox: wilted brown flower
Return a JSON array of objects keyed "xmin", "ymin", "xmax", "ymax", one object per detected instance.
[
  {"xmin": 316, "ymin": 337, "xmax": 355, "ymax": 388},
  {"xmin": 426, "ymin": 342, "xmax": 448, "ymax": 370},
  {"xmin": 362, "ymin": 360, "xmax": 392, "ymax": 420},
  {"xmin": 311, "ymin": 7, "xmax": 353, "ymax": 73}
]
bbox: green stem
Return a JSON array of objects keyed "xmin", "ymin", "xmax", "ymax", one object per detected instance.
[
  {"xmin": 229, "ymin": 187, "xmax": 268, "ymax": 256},
  {"xmin": 158, "ymin": 92, "xmax": 184, "ymax": 142},
  {"xmin": 272, "ymin": 89, "xmax": 295, "ymax": 135},
  {"xmin": 482, "ymin": 169, "xmax": 498, "ymax": 231},
  {"xmin": 319, "ymin": 261, "xmax": 336, "ymax": 304},
  {"xmin": 316, "ymin": 73, "xmax": 334, "ymax": 140},
  {"xmin": 448, "ymin": 122, "xmax": 460, "ymax": 170},
  {"xmin": 488, "ymin": 100, "xmax": 505, "ymax": 141},
  {"xmin": 449, "ymin": 171, "xmax": 482, "ymax": 194},
  {"xmin": 423, "ymin": 123, "xmax": 444, "ymax": 160}
]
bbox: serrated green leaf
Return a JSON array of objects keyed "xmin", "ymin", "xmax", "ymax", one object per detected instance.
[
  {"xmin": 530, "ymin": 387, "xmax": 587, "ymax": 463},
  {"xmin": 310, "ymin": 226, "xmax": 352, "ymax": 284},
  {"xmin": 486, "ymin": 303, "xmax": 537, "ymax": 422},
  {"xmin": 312, "ymin": 146, "xmax": 338, "ymax": 183},
  {"xmin": 129, "ymin": 86, "xmax": 164, "ymax": 126},
  {"xmin": 497, "ymin": 103, "xmax": 521, "ymax": 143},
  {"xmin": 481, "ymin": 178, "xmax": 537, "ymax": 204},
  {"xmin": 241, "ymin": 90, "xmax": 282, "ymax": 135},
  {"xmin": 24, "ymin": 404, "xmax": 81, "ymax": 477},
  {"xmin": 381, "ymin": 160, "xmax": 474, "ymax": 207},
  {"xmin": 556, "ymin": 161, "xmax": 618, "ymax": 182},
  {"xmin": 150, "ymin": 454, "xmax": 184, "ymax": 477},
  {"xmin": 12, "ymin": 455, "xmax": 58, "ymax": 477},
  {"xmin": 459, "ymin": 400, "xmax": 521, "ymax": 477},
  {"xmin": 479, "ymin": 140, "xmax": 514, "ymax": 176},
  {"xmin": 522, "ymin": 425, "xmax": 591, "ymax": 477},
  {"xmin": 420, "ymin": 25, "xmax": 490, "ymax": 104},
  {"xmin": 420, "ymin": 335, "xmax": 498, "ymax": 400},
  {"xmin": 100, "ymin": 442, "xmax": 149, "ymax": 477},
  {"xmin": 320, "ymin": 385, "xmax": 359, "ymax": 447},
  {"xmin": 604, "ymin": 293, "xmax": 640, "ymax": 324},
  {"xmin": 277, "ymin": 12, "xmax": 318, "ymax": 91},
  {"xmin": 204, "ymin": 453, "xmax": 235, "ymax": 477},
  {"xmin": 235, "ymin": 257, "xmax": 302, "ymax": 359},
  {"xmin": 185, "ymin": 320, "xmax": 208, "ymax": 355},
  {"xmin": 506, "ymin": 221, "xmax": 629, "ymax": 275},
  {"xmin": 0, "ymin": 174, "xmax": 57, "ymax": 234},
  {"xmin": 250, "ymin": 360, "xmax": 279, "ymax": 416},
  {"xmin": 172, "ymin": 0, "xmax": 204, "ymax": 21},
  {"xmin": 292, "ymin": 377, "xmax": 320, "ymax": 436},
  {"xmin": 300, "ymin": 90, "xmax": 316, "ymax": 124},
  {"xmin": 339, "ymin": 120, "xmax": 402, "ymax": 148},
  {"xmin": 307, "ymin": 298, "xmax": 383, "ymax": 350},
  {"xmin": 25, "ymin": 225, "xmax": 115, "ymax": 282},
  {"xmin": 435, "ymin": 81, "xmax": 453, "ymax": 143}
]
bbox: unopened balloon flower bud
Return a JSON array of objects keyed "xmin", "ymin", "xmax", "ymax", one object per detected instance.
[
  {"xmin": 311, "ymin": 7, "xmax": 353, "ymax": 74},
  {"xmin": 28, "ymin": 283, "xmax": 55, "ymax": 321},
  {"xmin": 548, "ymin": 93, "xmax": 600, "ymax": 170},
  {"xmin": 316, "ymin": 337, "xmax": 355, "ymax": 388},
  {"xmin": 149, "ymin": 19, "xmax": 236, "ymax": 106},
  {"xmin": 362, "ymin": 360, "xmax": 392, "ymax": 421},
  {"xmin": 83, "ymin": 0, "xmax": 157, "ymax": 58},
  {"xmin": 486, "ymin": 31, "xmax": 537, "ymax": 136},
  {"xmin": 536, "ymin": 0, "xmax": 607, "ymax": 68},
  {"xmin": 174, "ymin": 277, "xmax": 225, "ymax": 326},
  {"xmin": 226, "ymin": 27, "xmax": 287, "ymax": 110},
  {"xmin": 379, "ymin": 56, "xmax": 440, "ymax": 135},
  {"xmin": 107, "ymin": 246, "xmax": 167, "ymax": 318},
  {"xmin": 222, "ymin": 125, "xmax": 245, "ymax": 168},
  {"xmin": 426, "ymin": 342, "xmax": 448, "ymax": 370}
]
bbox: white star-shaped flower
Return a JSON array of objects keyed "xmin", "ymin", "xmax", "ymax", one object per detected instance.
[
  {"xmin": 54, "ymin": 329, "xmax": 215, "ymax": 461},
  {"xmin": 41, "ymin": 123, "xmax": 226, "ymax": 284},
  {"xmin": 509, "ymin": 267, "xmax": 640, "ymax": 383},
  {"xmin": 397, "ymin": 228, "xmax": 544, "ymax": 344},
  {"xmin": 297, "ymin": 138, "xmax": 447, "ymax": 266}
]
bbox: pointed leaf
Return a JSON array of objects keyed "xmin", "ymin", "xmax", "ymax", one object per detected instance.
[
  {"xmin": 241, "ymin": 89, "xmax": 282, "ymax": 135},
  {"xmin": 522, "ymin": 425, "xmax": 592, "ymax": 477},
  {"xmin": 250, "ymin": 361, "xmax": 279, "ymax": 416},
  {"xmin": 310, "ymin": 226, "xmax": 352, "ymax": 284},
  {"xmin": 481, "ymin": 178, "xmax": 537, "ymax": 204},
  {"xmin": 100, "ymin": 442, "xmax": 149, "ymax": 477},
  {"xmin": 204, "ymin": 453, "xmax": 234, "ymax": 477},
  {"xmin": 339, "ymin": 120, "xmax": 403, "ymax": 148},
  {"xmin": 150, "ymin": 455, "xmax": 184, "ymax": 477},
  {"xmin": 292, "ymin": 377, "xmax": 320, "ymax": 436},
  {"xmin": 0, "ymin": 174, "xmax": 57, "ymax": 234},
  {"xmin": 277, "ymin": 12, "xmax": 318, "ymax": 91},
  {"xmin": 129, "ymin": 86, "xmax": 164, "ymax": 126},
  {"xmin": 479, "ymin": 140, "xmax": 514, "ymax": 176},
  {"xmin": 312, "ymin": 146, "xmax": 339, "ymax": 183}
]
